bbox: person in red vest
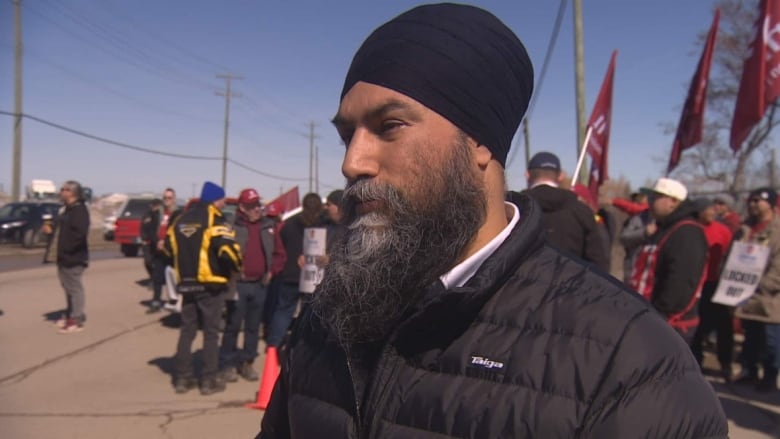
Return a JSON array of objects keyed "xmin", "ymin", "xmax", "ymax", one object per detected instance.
[
  {"xmin": 689, "ymin": 198, "xmax": 734, "ymax": 381},
  {"xmin": 629, "ymin": 178, "xmax": 709, "ymax": 343}
]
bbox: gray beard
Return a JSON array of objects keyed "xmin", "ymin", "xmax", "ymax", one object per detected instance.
[{"xmin": 310, "ymin": 137, "xmax": 486, "ymax": 348}]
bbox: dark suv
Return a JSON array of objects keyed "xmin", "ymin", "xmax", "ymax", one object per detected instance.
[{"xmin": 0, "ymin": 202, "xmax": 60, "ymax": 248}]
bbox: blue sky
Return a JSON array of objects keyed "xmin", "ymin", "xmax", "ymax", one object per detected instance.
[{"xmin": 0, "ymin": 0, "xmax": 719, "ymax": 200}]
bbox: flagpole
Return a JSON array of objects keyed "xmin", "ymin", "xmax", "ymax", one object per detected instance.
[{"xmin": 571, "ymin": 126, "xmax": 593, "ymax": 185}]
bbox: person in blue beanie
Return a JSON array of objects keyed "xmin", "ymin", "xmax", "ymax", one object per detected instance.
[{"xmin": 164, "ymin": 181, "xmax": 242, "ymax": 395}]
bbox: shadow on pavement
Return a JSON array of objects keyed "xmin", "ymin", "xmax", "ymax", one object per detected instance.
[
  {"xmin": 159, "ymin": 312, "xmax": 181, "ymax": 329},
  {"xmin": 135, "ymin": 278, "xmax": 152, "ymax": 288},
  {"xmin": 41, "ymin": 309, "xmax": 66, "ymax": 323},
  {"xmin": 148, "ymin": 350, "xmax": 204, "ymax": 384},
  {"xmin": 711, "ymin": 381, "xmax": 780, "ymax": 436}
]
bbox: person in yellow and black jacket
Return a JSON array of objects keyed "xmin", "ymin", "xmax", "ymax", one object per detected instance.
[{"xmin": 164, "ymin": 181, "xmax": 242, "ymax": 396}]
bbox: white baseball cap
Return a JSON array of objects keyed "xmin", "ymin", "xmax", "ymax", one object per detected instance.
[{"xmin": 640, "ymin": 177, "xmax": 688, "ymax": 201}]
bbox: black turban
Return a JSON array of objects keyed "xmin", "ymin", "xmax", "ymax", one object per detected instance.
[{"xmin": 340, "ymin": 3, "xmax": 534, "ymax": 167}]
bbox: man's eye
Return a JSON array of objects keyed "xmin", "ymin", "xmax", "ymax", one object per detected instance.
[
  {"xmin": 380, "ymin": 121, "xmax": 403, "ymax": 134},
  {"xmin": 339, "ymin": 131, "xmax": 354, "ymax": 147}
]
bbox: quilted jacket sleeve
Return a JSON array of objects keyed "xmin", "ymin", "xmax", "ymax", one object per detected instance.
[
  {"xmin": 579, "ymin": 310, "xmax": 728, "ymax": 439},
  {"xmin": 257, "ymin": 363, "xmax": 291, "ymax": 439}
]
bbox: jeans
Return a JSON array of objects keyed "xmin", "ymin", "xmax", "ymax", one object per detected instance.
[
  {"xmin": 266, "ymin": 282, "xmax": 301, "ymax": 347},
  {"xmin": 175, "ymin": 291, "xmax": 225, "ymax": 381},
  {"xmin": 740, "ymin": 319, "xmax": 767, "ymax": 377},
  {"xmin": 57, "ymin": 265, "xmax": 86, "ymax": 323},
  {"xmin": 691, "ymin": 282, "xmax": 734, "ymax": 370},
  {"xmin": 219, "ymin": 281, "xmax": 267, "ymax": 368},
  {"xmin": 766, "ymin": 323, "xmax": 780, "ymax": 376},
  {"xmin": 151, "ymin": 252, "xmax": 168, "ymax": 305}
]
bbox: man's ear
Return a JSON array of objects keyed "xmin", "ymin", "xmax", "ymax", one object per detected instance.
[{"xmin": 474, "ymin": 143, "xmax": 493, "ymax": 169}]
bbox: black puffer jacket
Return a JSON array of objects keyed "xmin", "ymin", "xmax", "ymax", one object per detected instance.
[
  {"xmin": 259, "ymin": 195, "xmax": 727, "ymax": 439},
  {"xmin": 521, "ymin": 185, "xmax": 609, "ymax": 271}
]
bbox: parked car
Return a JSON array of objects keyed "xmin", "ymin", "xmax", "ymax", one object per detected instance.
[
  {"xmin": 183, "ymin": 197, "xmax": 239, "ymax": 223},
  {"xmin": 0, "ymin": 201, "xmax": 60, "ymax": 248},
  {"xmin": 103, "ymin": 213, "xmax": 117, "ymax": 241},
  {"xmin": 113, "ymin": 197, "xmax": 155, "ymax": 257}
]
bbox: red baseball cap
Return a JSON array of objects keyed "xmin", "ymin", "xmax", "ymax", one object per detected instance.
[{"xmin": 239, "ymin": 188, "xmax": 261, "ymax": 205}]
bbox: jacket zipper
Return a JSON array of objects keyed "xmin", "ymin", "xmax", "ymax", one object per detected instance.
[
  {"xmin": 345, "ymin": 354, "xmax": 363, "ymax": 436},
  {"xmin": 360, "ymin": 343, "xmax": 397, "ymax": 438}
]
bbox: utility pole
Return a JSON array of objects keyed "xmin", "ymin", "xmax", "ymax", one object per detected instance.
[
  {"xmin": 315, "ymin": 145, "xmax": 320, "ymax": 195},
  {"xmin": 573, "ymin": 0, "xmax": 588, "ymax": 184},
  {"xmin": 216, "ymin": 73, "xmax": 242, "ymax": 191},
  {"xmin": 12, "ymin": 0, "xmax": 23, "ymax": 201},
  {"xmin": 307, "ymin": 122, "xmax": 319, "ymax": 193},
  {"xmin": 770, "ymin": 148, "xmax": 777, "ymax": 189}
]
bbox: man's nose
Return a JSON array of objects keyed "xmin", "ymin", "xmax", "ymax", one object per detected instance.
[{"xmin": 342, "ymin": 129, "xmax": 380, "ymax": 181}]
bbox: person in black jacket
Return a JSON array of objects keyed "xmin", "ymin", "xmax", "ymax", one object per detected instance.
[
  {"xmin": 628, "ymin": 178, "xmax": 709, "ymax": 344},
  {"xmin": 522, "ymin": 151, "xmax": 609, "ymax": 271},
  {"xmin": 265, "ymin": 192, "xmax": 325, "ymax": 348},
  {"xmin": 258, "ymin": 4, "xmax": 727, "ymax": 438},
  {"xmin": 165, "ymin": 181, "xmax": 242, "ymax": 395},
  {"xmin": 43, "ymin": 180, "xmax": 90, "ymax": 334}
]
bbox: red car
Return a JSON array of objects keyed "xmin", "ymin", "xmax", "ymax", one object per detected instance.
[{"xmin": 114, "ymin": 197, "xmax": 156, "ymax": 257}]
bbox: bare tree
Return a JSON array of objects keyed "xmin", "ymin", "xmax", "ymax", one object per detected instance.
[{"xmin": 668, "ymin": 0, "xmax": 779, "ymax": 197}]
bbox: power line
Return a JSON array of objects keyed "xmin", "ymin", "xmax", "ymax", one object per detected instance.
[
  {"xmin": 227, "ymin": 159, "xmax": 306, "ymax": 182},
  {"xmin": 14, "ymin": 45, "xmax": 220, "ymax": 124},
  {"xmin": 23, "ymin": 2, "xmax": 219, "ymax": 93},
  {"xmin": 0, "ymin": 110, "xmax": 220, "ymax": 160},
  {"xmin": 37, "ymin": 0, "xmax": 220, "ymax": 92},
  {"xmin": 0, "ymin": 110, "xmax": 308, "ymax": 181},
  {"xmin": 94, "ymin": 0, "xmax": 230, "ymax": 73},
  {"xmin": 506, "ymin": 0, "xmax": 568, "ymax": 169}
]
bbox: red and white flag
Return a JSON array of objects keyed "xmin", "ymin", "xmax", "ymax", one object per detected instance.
[
  {"xmin": 668, "ymin": 9, "xmax": 720, "ymax": 174},
  {"xmin": 730, "ymin": 0, "xmax": 780, "ymax": 152},
  {"xmin": 586, "ymin": 51, "xmax": 617, "ymax": 203}
]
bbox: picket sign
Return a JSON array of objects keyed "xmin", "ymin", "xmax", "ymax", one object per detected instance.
[
  {"xmin": 300, "ymin": 227, "xmax": 327, "ymax": 294},
  {"xmin": 712, "ymin": 241, "xmax": 770, "ymax": 306}
]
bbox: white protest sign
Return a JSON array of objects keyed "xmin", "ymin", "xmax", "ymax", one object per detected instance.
[
  {"xmin": 299, "ymin": 227, "xmax": 327, "ymax": 293},
  {"xmin": 712, "ymin": 241, "xmax": 770, "ymax": 307}
]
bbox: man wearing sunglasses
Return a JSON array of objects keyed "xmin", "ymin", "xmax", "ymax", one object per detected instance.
[
  {"xmin": 734, "ymin": 187, "xmax": 780, "ymax": 392},
  {"xmin": 629, "ymin": 177, "xmax": 708, "ymax": 344}
]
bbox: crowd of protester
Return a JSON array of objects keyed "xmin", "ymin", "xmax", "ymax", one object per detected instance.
[
  {"xmin": 135, "ymin": 181, "xmax": 344, "ymax": 396},
  {"xmin": 605, "ymin": 174, "xmax": 780, "ymax": 393}
]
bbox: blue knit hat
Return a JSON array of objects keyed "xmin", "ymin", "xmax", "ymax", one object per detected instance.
[{"xmin": 200, "ymin": 181, "xmax": 225, "ymax": 203}]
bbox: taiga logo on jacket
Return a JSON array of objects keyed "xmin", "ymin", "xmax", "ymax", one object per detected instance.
[{"xmin": 470, "ymin": 356, "xmax": 505, "ymax": 369}]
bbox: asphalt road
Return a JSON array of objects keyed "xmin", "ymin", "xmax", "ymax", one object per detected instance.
[
  {"xmin": 0, "ymin": 229, "xmax": 126, "ymax": 273},
  {"xmin": 0, "ymin": 258, "xmax": 778, "ymax": 438}
]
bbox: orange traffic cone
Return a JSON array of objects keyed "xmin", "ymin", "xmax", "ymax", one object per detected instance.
[{"xmin": 246, "ymin": 346, "xmax": 281, "ymax": 410}]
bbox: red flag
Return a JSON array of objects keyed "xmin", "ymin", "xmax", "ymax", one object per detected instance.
[
  {"xmin": 668, "ymin": 9, "xmax": 720, "ymax": 174},
  {"xmin": 265, "ymin": 186, "xmax": 300, "ymax": 216},
  {"xmin": 586, "ymin": 50, "xmax": 617, "ymax": 203},
  {"xmin": 730, "ymin": 0, "xmax": 780, "ymax": 152}
]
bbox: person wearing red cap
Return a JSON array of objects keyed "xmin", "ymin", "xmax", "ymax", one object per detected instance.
[{"xmin": 219, "ymin": 188, "xmax": 286, "ymax": 383}]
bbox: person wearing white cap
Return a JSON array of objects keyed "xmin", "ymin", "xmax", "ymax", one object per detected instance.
[{"xmin": 628, "ymin": 178, "xmax": 709, "ymax": 344}]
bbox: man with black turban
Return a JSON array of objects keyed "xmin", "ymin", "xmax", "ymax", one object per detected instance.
[{"xmin": 258, "ymin": 4, "xmax": 727, "ymax": 438}]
